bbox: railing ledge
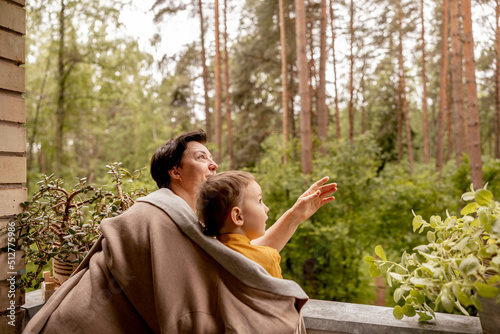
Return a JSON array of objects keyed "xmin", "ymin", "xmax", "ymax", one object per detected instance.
[{"xmin": 22, "ymin": 291, "xmax": 482, "ymax": 333}]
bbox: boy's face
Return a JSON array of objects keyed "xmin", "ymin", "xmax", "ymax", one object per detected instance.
[{"xmin": 239, "ymin": 181, "xmax": 269, "ymax": 240}]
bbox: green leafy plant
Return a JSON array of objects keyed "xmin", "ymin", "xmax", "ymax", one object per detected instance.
[
  {"xmin": 2, "ymin": 163, "xmax": 147, "ymax": 290},
  {"xmin": 365, "ymin": 184, "xmax": 500, "ymax": 322}
]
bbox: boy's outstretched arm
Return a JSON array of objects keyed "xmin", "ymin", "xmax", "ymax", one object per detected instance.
[{"xmin": 251, "ymin": 176, "xmax": 337, "ymax": 251}]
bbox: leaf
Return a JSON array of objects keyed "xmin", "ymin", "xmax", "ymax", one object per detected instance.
[
  {"xmin": 393, "ymin": 306, "xmax": 404, "ymax": 320},
  {"xmin": 364, "ymin": 256, "xmax": 375, "ymax": 264},
  {"xmin": 402, "ymin": 304, "xmax": 416, "ymax": 317},
  {"xmin": 460, "ymin": 202, "xmax": 479, "ymax": 216},
  {"xmin": 389, "ymin": 272, "xmax": 403, "ymax": 281},
  {"xmin": 412, "ymin": 216, "xmax": 424, "ymax": 232},
  {"xmin": 369, "ymin": 263, "xmax": 381, "ymax": 278},
  {"xmin": 454, "ymin": 300, "xmax": 470, "ymax": 316},
  {"xmin": 475, "ymin": 189, "xmax": 493, "ymax": 206},
  {"xmin": 430, "ymin": 216, "xmax": 439, "ymax": 228},
  {"xmin": 375, "ymin": 245, "xmax": 387, "ymax": 262},
  {"xmin": 394, "ymin": 288, "xmax": 403, "ymax": 303},
  {"xmin": 452, "ymin": 237, "xmax": 470, "ymax": 252},
  {"xmin": 440, "ymin": 293, "xmax": 455, "ymax": 313},
  {"xmin": 454, "ymin": 288, "xmax": 472, "ymax": 307},
  {"xmin": 410, "ymin": 278, "xmax": 434, "ymax": 287},
  {"xmin": 426, "ymin": 231, "xmax": 436, "ymax": 243},
  {"xmin": 474, "ymin": 282, "xmax": 500, "ymax": 298},
  {"xmin": 417, "ymin": 312, "xmax": 433, "ymax": 322},
  {"xmin": 471, "ymin": 294, "xmax": 483, "ymax": 312},
  {"xmin": 459, "ymin": 257, "xmax": 479, "ymax": 275},
  {"xmin": 461, "ymin": 191, "xmax": 475, "ymax": 202}
]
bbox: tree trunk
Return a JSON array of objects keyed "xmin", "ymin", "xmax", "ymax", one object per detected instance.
[
  {"xmin": 307, "ymin": 8, "xmax": 317, "ymax": 119},
  {"xmin": 223, "ymin": 0, "xmax": 233, "ymax": 169},
  {"xmin": 421, "ymin": 0, "xmax": 429, "ymax": 164},
  {"xmin": 279, "ymin": 0, "xmax": 289, "ymax": 164},
  {"xmin": 55, "ymin": 0, "xmax": 66, "ymax": 174},
  {"xmin": 361, "ymin": 70, "xmax": 366, "ymax": 134},
  {"xmin": 28, "ymin": 55, "xmax": 51, "ymax": 176},
  {"xmin": 329, "ymin": 0, "xmax": 340, "ymax": 140},
  {"xmin": 436, "ymin": 0, "xmax": 449, "ymax": 173},
  {"xmin": 447, "ymin": 72, "xmax": 454, "ymax": 162},
  {"xmin": 462, "ymin": 0, "xmax": 483, "ymax": 189},
  {"xmin": 198, "ymin": 0, "xmax": 212, "ymax": 141},
  {"xmin": 449, "ymin": 0, "xmax": 467, "ymax": 167},
  {"xmin": 496, "ymin": 0, "xmax": 500, "ymax": 159},
  {"xmin": 290, "ymin": 63, "xmax": 297, "ymax": 138},
  {"xmin": 214, "ymin": 0, "xmax": 222, "ymax": 163},
  {"xmin": 317, "ymin": 0, "xmax": 328, "ymax": 147},
  {"xmin": 397, "ymin": 36, "xmax": 403, "ymax": 163},
  {"xmin": 399, "ymin": 0, "xmax": 414, "ymax": 175},
  {"xmin": 295, "ymin": 0, "xmax": 313, "ymax": 174},
  {"xmin": 348, "ymin": 0, "xmax": 355, "ymax": 144}
]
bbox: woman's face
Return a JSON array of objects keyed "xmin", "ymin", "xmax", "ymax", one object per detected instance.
[{"xmin": 175, "ymin": 141, "xmax": 218, "ymax": 195}]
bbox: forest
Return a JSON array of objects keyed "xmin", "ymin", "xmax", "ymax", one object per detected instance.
[{"xmin": 25, "ymin": 0, "xmax": 500, "ymax": 306}]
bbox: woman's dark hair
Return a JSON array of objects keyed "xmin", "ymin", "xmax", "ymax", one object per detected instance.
[{"xmin": 150, "ymin": 129, "xmax": 207, "ymax": 189}]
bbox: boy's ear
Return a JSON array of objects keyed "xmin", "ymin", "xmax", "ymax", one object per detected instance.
[
  {"xmin": 168, "ymin": 167, "xmax": 181, "ymax": 180},
  {"xmin": 230, "ymin": 206, "xmax": 244, "ymax": 227}
]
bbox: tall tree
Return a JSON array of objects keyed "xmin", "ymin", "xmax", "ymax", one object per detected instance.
[
  {"xmin": 152, "ymin": 0, "xmax": 212, "ymax": 140},
  {"xmin": 55, "ymin": 0, "xmax": 67, "ymax": 173},
  {"xmin": 436, "ymin": 0, "xmax": 449, "ymax": 173},
  {"xmin": 462, "ymin": 0, "xmax": 483, "ymax": 188},
  {"xmin": 447, "ymin": 75, "xmax": 454, "ymax": 162},
  {"xmin": 214, "ymin": 0, "xmax": 223, "ymax": 163},
  {"xmin": 420, "ymin": 0, "xmax": 429, "ymax": 164},
  {"xmin": 307, "ymin": 5, "xmax": 318, "ymax": 116},
  {"xmin": 329, "ymin": 0, "xmax": 340, "ymax": 140},
  {"xmin": 198, "ymin": 0, "xmax": 212, "ymax": 142},
  {"xmin": 361, "ymin": 68, "xmax": 366, "ymax": 134},
  {"xmin": 28, "ymin": 55, "xmax": 51, "ymax": 175},
  {"xmin": 398, "ymin": 0, "xmax": 414, "ymax": 175},
  {"xmin": 296, "ymin": 0, "xmax": 313, "ymax": 174},
  {"xmin": 397, "ymin": 35, "xmax": 403, "ymax": 162},
  {"xmin": 449, "ymin": 0, "xmax": 467, "ymax": 167},
  {"xmin": 317, "ymin": 0, "xmax": 328, "ymax": 146},
  {"xmin": 348, "ymin": 0, "xmax": 355, "ymax": 144},
  {"xmin": 279, "ymin": 0, "xmax": 289, "ymax": 163},
  {"xmin": 223, "ymin": 0, "xmax": 233, "ymax": 168}
]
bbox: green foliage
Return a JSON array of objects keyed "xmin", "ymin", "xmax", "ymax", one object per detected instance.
[
  {"xmin": 250, "ymin": 133, "xmax": 500, "ymax": 307},
  {"xmin": 1, "ymin": 163, "xmax": 148, "ymax": 291},
  {"xmin": 368, "ymin": 186, "xmax": 500, "ymax": 322}
]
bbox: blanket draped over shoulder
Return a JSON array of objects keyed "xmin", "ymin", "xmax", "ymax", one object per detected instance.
[{"xmin": 23, "ymin": 188, "xmax": 309, "ymax": 333}]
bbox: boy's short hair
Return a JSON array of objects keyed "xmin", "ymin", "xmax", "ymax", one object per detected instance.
[
  {"xmin": 150, "ymin": 129, "xmax": 207, "ymax": 189},
  {"xmin": 197, "ymin": 171, "xmax": 256, "ymax": 236}
]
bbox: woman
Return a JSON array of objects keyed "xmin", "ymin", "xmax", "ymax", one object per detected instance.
[{"xmin": 24, "ymin": 129, "xmax": 337, "ymax": 334}]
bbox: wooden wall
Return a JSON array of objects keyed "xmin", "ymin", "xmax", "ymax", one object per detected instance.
[{"xmin": 0, "ymin": 0, "xmax": 26, "ymax": 332}]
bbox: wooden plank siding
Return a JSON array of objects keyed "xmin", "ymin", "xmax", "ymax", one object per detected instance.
[{"xmin": 0, "ymin": 0, "xmax": 27, "ymax": 332}]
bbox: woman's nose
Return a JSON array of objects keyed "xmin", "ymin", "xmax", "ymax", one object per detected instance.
[{"xmin": 209, "ymin": 159, "xmax": 218, "ymax": 171}]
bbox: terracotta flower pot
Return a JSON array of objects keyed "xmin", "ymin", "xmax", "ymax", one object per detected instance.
[
  {"xmin": 52, "ymin": 255, "xmax": 79, "ymax": 285},
  {"xmin": 478, "ymin": 295, "xmax": 500, "ymax": 334}
]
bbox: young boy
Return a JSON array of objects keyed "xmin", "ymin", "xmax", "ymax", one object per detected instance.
[{"xmin": 197, "ymin": 171, "xmax": 283, "ymax": 278}]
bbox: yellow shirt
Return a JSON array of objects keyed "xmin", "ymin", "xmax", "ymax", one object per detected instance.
[{"xmin": 218, "ymin": 234, "xmax": 282, "ymax": 279}]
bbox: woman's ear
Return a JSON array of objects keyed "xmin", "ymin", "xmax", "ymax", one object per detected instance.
[
  {"xmin": 168, "ymin": 167, "xmax": 181, "ymax": 180},
  {"xmin": 230, "ymin": 206, "xmax": 244, "ymax": 227}
]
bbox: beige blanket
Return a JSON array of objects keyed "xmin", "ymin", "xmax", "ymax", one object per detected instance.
[{"xmin": 23, "ymin": 188, "xmax": 309, "ymax": 333}]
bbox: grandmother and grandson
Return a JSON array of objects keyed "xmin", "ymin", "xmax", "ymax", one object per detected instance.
[{"xmin": 24, "ymin": 129, "xmax": 337, "ymax": 333}]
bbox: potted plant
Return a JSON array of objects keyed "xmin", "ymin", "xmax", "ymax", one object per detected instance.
[
  {"xmin": 365, "ymin": 184, "xmax": 500, "ymax": 332},
  {"xmin": 2, "ymin": 163, "xmax": 147, "ymax": 290}
]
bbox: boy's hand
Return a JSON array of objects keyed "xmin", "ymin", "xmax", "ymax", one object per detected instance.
[{"xmin": 293, "ymin": 176, "xmax": 337, "ymax": 222}]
